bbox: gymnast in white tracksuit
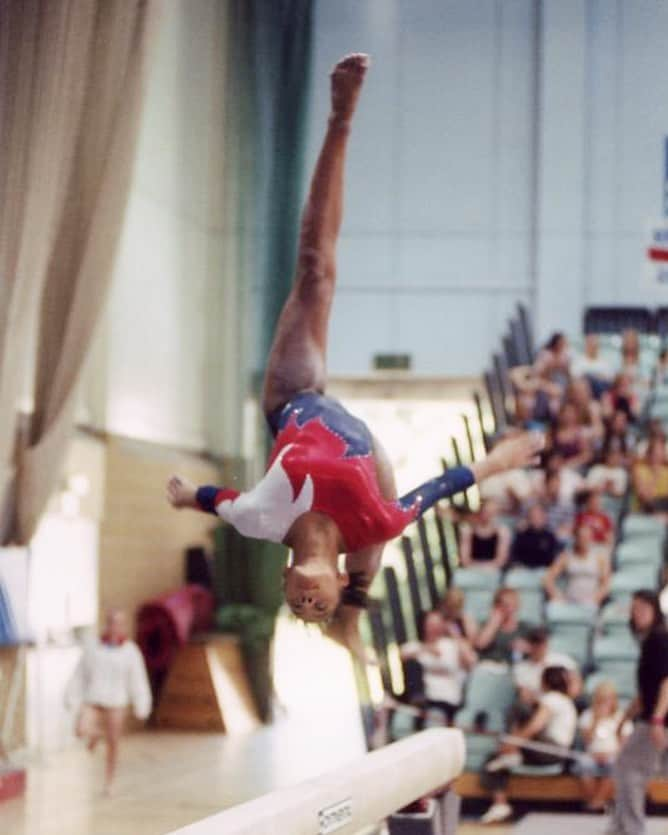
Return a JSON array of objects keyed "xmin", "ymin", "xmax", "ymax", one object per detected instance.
[{"xmin": 65, "ymin": 608, "xmax": 151, "ymax": 794}]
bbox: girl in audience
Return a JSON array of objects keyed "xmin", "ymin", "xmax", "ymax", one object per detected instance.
[
  {"xmin": 603, "ymin": 374, "xmax": 640, "ymax": 424},
  {"xmin": 543, "ymin": 523, "xmax": 611, "ymax": 610},
  {"xmin": 400, "ymin": 609, "xmax": 477, "ymax": 727},
  {"xmin": 566, "ymin": 377, "xmax": 605, "ymax": 443},
  {"xmin": 571, "ymin": 333, "xmax": 614, "ymax": 397},
  {"xmin": 575, "ymin": 489, "xmax": 614, "ymax": 546},
  {"xmin": 475, "ymin": 588, "xmax": 528, "ymax": 666},
  {"xmin": 440, "ymin": 587, "xmax": 478, "ymax": 643},
  {"xmin": 550, "ymin": 402, "xmax": 594, "ymax": 470},
  {"xmin": 652, "ymin": 346, "xmax": 668, "ymax": 388},
  {"xmin": 631, "ymin": 435, "xmax": 668, "ymax": 516},
  {"xmin": 586, "ymin": 441, "xmax": 629, "ymax": 497},
  {"xmin": 576, "ymin": 681, "xmax": 631, "ymax": 812},
  {"xmin": 458, "ymin": 500, "xmax": 511, "ymax": 571},
  {"xmin": 480, "ymin": 666, "xmax": 578, "ymax": 824},
  {"xmin": 533, "ymin": 332, "xmax": 571, "ymax": 391}
]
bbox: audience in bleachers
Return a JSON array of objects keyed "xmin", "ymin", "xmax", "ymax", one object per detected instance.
[
  {"xmin": 458, "ymin": 500, "xmax": 511, "ymax": 571},
  {"xmin": 543, "ymin": 524, "xmax": 611, "ymax": 609},
  {"xmin": 388, "ymin": 321, "xmax": 668, "ymax": 819}
]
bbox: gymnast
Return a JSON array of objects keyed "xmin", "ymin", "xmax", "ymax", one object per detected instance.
[{"xmin": 167, "ymin": 54, "xmax": 543, "ymax": 650}]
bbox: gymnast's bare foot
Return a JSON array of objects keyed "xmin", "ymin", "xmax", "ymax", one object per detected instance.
[
  {"xmin": 166, "ymin": 475, "xmax": 198, "ymax": 509},
  {"xmin": 330, "ymin": 53, "xmax": 370, "ymax": 123}
]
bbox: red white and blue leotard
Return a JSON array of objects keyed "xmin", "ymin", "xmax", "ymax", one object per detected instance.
[{"xmin": 196, "ymin": 392, "xmax": 474, "ymax": 553}]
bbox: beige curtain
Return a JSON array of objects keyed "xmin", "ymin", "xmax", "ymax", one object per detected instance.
[{"xmin": 0, "ymin": 0, "xmax": 158, "ymax": 544}]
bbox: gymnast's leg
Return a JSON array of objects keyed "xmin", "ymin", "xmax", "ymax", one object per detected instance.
[{"xmin": 262, "ymin": 53, "xmax": 369, "ymax": 416}]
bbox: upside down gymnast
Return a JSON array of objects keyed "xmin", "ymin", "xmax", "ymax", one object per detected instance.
[{"xmin": 167, "ymin": 53, "xmax": 543, "ymax": 652}]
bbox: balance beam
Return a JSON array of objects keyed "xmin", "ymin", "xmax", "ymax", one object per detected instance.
[{"xmin": 166, "ymin": 728, "xmax": 465, "ymax": 835}]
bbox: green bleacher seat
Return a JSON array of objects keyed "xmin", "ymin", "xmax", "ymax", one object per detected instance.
[
  {"xmin": 621, "ymin": 514, "xmax": 666, "ymax": 540},
  {"xmin": 505, "ymin": 567, "xmax": 546, "ymax": 589},
  {"xmin": 592, "ymin": 633, "xmax": 639, "ymax": 664},
  {"xmin": 610, "ymin": 566, "xmax": 660, "ymax": 600},
  {"xmin": 464, "ymin": 665, "xmax": 515, "ymax": 717},
  {"xmin": 459, "ymin": 730, "xmax": 498, "ymax": 771},
  {"xmin": 546, "ymin": 601, "xmax": 596, "ymax": 625},
  {"xmin": 463, "ymin": 589, "xmax": 495, "ymax": 623},
  {"xmin": 600, "ymin": 600, "xmax": 631, "ymax": 636},
  {"xmin": 511, "ymin": 763, "xmax": 564, "ymax": 777},
  {"xmin": 453, "ymin": 567, "xmax": 501, "ymax": 590},
  {"xmin": 615, "ymin": 540, "xmax": 663, "ymax": 569},
  {"xmin": 517, "ymin": 592, "xmax": 544, "ymax": 625},
  {"xmin": 549, "ymin": 628, "xmax": 591, "ymax": 667}
]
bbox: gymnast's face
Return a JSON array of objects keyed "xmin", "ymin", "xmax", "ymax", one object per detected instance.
[{"xmin": 283, "ymin": 562, "xmax": 348, "ymax": 622}]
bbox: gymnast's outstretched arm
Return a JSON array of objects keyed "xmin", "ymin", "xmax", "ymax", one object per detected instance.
[{"xmin": 398, "ymin": 431, "xmax": 544, "ymax": 516}]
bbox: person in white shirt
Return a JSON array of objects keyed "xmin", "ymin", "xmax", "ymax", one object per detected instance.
[
  {"xmin": 480, "ymin": 666, "xmax": 578, "ymax": 824},
  {"xmin": 571, "ymin": 333, "xmax": 614, "ymax": 390},
  {"xmin": 65, "ymin": 608, "xmax": 152, "ymax": 795},
  {"xmin": 512, "ymin": 626, "xmax": 581, "ymax": 708},
  {"xmin": 400, "ymin": 610, "xmax": 477, "ymax": 726},
  {"xmin": 575, "ymin": 681, "xmax": 631, "ymax": 812}
]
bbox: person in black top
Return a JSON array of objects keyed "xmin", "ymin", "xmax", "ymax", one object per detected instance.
[
  {"xmin": 509, "ymin": 503, "xmax": 562, "ymax": 570},
  {"xmin": 608, "ymin": 590, "xmax": 668, "ymax": 835}
]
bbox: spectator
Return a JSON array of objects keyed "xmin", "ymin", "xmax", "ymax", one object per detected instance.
[
  {"xmin": 510, "ymin": 504, "xmax": 562, "ymax": 570},
  {"xmin": 475, "ymin": 588, "xmax": 529, "ymax": 666},
  {"xmin": 566, "ymin": 377, "xmax": 605, "ymax": 443},
  {"xmin": 542, "ymin": 469, "xmax": 576, "ymax": 542},
  {"xmin": 575, "ymin": 681, "xmax": 631, "ymax": 812},
  {"xmin": 571, "ymin": 333, "xmax": 613, "ymax": 396},
  {"xmin": 534, "ymin": 332, "xmax": 571, "ymax": 391},
  {"xmin": 512, "ymin": 626, "xmax": 581, "ymax": 707},
  {"xmin": 440, "ymin": 587, "xmax": 478, "ymax": 643},
  {"xmin": 65, "ymin": 608, "xmax": 152, "ymax": 796},
  {"xmin": 400, "ymin": 609, "xmax": 477, "ymax": 727},
  {"xmin": 609, "ymin": 590, "xmax": 668, "ymax": 835},
  {"xmin": 631, "ymin": 436, "xmax": 668, "ymax": 516},
  {"xmin": 652, "ymin": 346, "xmax": 668, "ymax": 389},
  {"xmin": 603, "ymin": 374, "xmax": 639, "ymax": 424},
  {"xmin": 586, "ymin": 442, "xmax": 629, "ymax": 498},
  {"xmin": 543, "ymin": 523, "xmax": 611, "ymax": 609},
  {"xmin": 550, "ymin": 402, "xmax": 594, "ymax": 470},
  {"xmin": 575, "ymin": 489, "xmax": 614, "ymax": 546},
  {"xmin": 458, "ymin": 500, "xmax": 511, "ymax": 570},
  {"xmin": 480, "ymin": 666, "xmax": 578, "ymax": 824},
  {"xmin": 542, "ymin": 451, "xmax": 585, "ymax": 504}
]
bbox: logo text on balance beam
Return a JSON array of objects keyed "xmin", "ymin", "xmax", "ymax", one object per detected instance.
[{"xmin": 318, "ymin": 797, "xmax": 353, "ymax": 834}]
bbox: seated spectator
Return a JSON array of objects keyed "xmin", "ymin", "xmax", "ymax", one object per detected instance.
[
  {"xmin": 510, "ymin": 365, "xmax": 561, "ymax": 427},
  {"xmin": 540, "ymin": 451, "xmax": 585, "ymax": 504},
  {"xmin": 652, "ymin": 346, "xmax": 668, "ymax": 389},
  {"xmin": 549, "ymin": 402, "xmax": 594, "ymax": 470},
  {"xmin": 571, "ymin": 333, "xmax": 613, "ymax": 396},
  {"xmin": 603, "ymin": 374, "xmax": 640, "ymax": 424},
  {"xmin": 586, "ymin": 442, "xmax": 629, "ymax": 497},
  {"xmin": 542, "ymin": 469, "xmax": 576, "ymax": 542},
  {"xmin": 575, "ymin": 489, "xmax": 614, "ymax": 546},
  {"xmin": 512, "ymin": 626, "xmax": 581, "ymax": 708},
  {"xmin": 631, "ymin": 436, "xmax": 668, "ymax": 516},
  {"xmin": 458, "ymin": 500, "xmax": 511, "ymax": 570},
  {"xmin": 400, "ymin": 610, "xmax": 477, "ymax": 727},
  {"xmin": 440, "ymin": 587, "xmax": 478, "ymax": 643},
  {"xmin": 480, "ymin": 666, "xmax": 578, "ymax": 824},
  {"xmin": 566, "ymin": 377, "xmax": 605, "ymax": 444},
  {"xmin": 475, "ymin": 588, "xmax": 529, "ymax": 666},
  {"xmin": 533, "ymin": 332, "xmax": 571, "ymax": 392},
  {"xmin": 543, "ymin": 523, "xmax": 611, "ymax": 609},
  {"xmin": 510, "ymin": 504, "xmax": 562, "ymax": 570},
  {"xmin": 619, "ymin": 328, "xmax": 650, "ymax": 403},
  {"xmin": 602, "ymin": 408, "xmax": 635, "ymax": 465},
  {"xmin": 575, "ymin": 681, "xmax": 631, "ymax": 812}
]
